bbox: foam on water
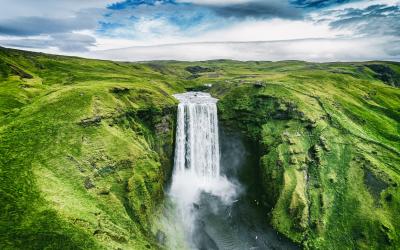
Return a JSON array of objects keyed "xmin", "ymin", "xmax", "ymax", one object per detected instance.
[
  {"xmin": 168, "ymin": 92, "xmax": 238, "ymax": 247},
  {"xmin": 160, "ymin": 92, "xmax": 298, "ymax": 250}
]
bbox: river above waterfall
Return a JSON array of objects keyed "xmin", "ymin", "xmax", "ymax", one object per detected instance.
[{"xmin": 160, "ymin": 92, "xmax": 298, "ymax": 250}]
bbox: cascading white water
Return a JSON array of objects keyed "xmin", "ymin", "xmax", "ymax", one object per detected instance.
[
  {"xmin": 160, "ymin": 92, "xmax": 297, "ymax": 250},
  {"xmin": 167, "ymin": 92, "xmax": 238, "ymax": 248},
  {"xmin": 173, "ymin": 92, "xmax": 220, "ymax": 178}
]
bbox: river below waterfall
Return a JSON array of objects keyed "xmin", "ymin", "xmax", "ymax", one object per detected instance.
[{"xmin": 160, "ymin": 92, "xmax": 298, "ymax": 250}]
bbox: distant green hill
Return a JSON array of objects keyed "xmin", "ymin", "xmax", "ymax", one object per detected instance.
[{"xmin": 0, "ymin": 47, "xmax": 399, "ymax": 249}]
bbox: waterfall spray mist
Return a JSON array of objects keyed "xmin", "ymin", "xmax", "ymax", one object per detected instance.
[
  {"xmin": 167, "ymin": 92, "xmax": 239, "ymax": 248},
  {"xmin": 158, "ymin": 92, "xmax": 297, "ymax": 250}
]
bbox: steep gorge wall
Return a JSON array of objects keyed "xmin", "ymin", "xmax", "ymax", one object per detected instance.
[
  {"xmin": 0, "ymin": 48, "xmax": 179, "ymax": 249},
  {"xmin": 0, "ymin": 86, "xmax": 177, "ymax": 250},
  {"xmin": 213, "ymin": 81, "xmax": 400, "ymax": 249}
]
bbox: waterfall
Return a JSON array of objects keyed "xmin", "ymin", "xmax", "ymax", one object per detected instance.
[
  {"xmin": 167, "ymin": 92, "xmax": 237, "ymax": 248},
  {"xmin": 173, "ymin": 92, "xmax": 220, "ymax": 178},
  {"xmin": 161, "ymin": 92, "xmax": 296, "ymax": 250}
]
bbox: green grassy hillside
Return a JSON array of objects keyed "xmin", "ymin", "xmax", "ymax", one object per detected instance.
[
  {"xmin": 0, "ymin": 48, "xmax": 185, "ymax": 249},
  {"xmin": 207, "ymin": 61, "xmax": 400, "ymax": 249},
  {"xmin": 0, "ymin": 47, "xmax": 399, "ymax": 249}
]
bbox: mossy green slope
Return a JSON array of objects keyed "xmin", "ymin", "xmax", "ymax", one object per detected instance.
[
  {"xmin": 0, "ymin": 48, "xmax": 399, "ymax": 249},
  {"xmin": 205, "ymin": 61, "xmax": 400, "ymax": 249},
  {"xmin": 0, "ymin": 48, "xmax": 185, "ymax": 249}
]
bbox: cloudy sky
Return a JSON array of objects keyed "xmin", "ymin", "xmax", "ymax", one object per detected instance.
[{"xmin": 0, "ymin": 0, "xmax": 399, "ymax": 61}]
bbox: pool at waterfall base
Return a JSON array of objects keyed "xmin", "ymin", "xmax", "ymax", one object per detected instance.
[{"xmin": 161, "ymin": 92, "xmax": 298, "ymax": 250}]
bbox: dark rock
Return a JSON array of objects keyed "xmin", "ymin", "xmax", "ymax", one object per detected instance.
[
  {"xmin": 97, "ymin": 165, "xmax": 115, "ymax": 177},
  {"xmin": 117, "ymin": 159, "xmax": 133, "ymax": 169},
  {"xmin": 19, "ymin": 84, "xmax": 31, "ymax": 89},
  {"xmin": 116, "ymin": 174, "xmax": 123, "ymax": 183},
  {"xmin": 185, "ymin": 85, "xmax": 210, "ymax": 91},
  {"xmin": 67, "ymin": 155, "xmax": 85, "ymax": 172},
  {"xmin": 79, "ymin": 116, "xmax": 102, "ymax": 127},
  {"xmin": 253, "ymin": 81, "xmax": 265, "ymax": 88},
  {"xmin": 319, "ymin": 136, "xmax": 330, "ymax": 151},
  {"xmin": 364, "ymin": 170, "xmax": 389, "ymax": 201},
  {"xmin": 156, "ymin": 230, "xmax": 167, "ymax": 245},
  {"xmin": 147, "ymin": 63, "xmax": 171, "ymax": 74},
  {"xmin": 155, "ymin": 116, "xmax": 170, "ymax": 134},
  {"xmin": 273, "ymin": 112, "xmax": 290, "ymax": 120},
  {"xmin": 308, "ymin": 145, "xmax": 321, "ymax": 165},
  {"xmin": 290, "ymin": 156, "xmax": 298, "ymax": 165},
  {"xmin": 366, "ymin": 64, "xmax": 400, "ymax": 87},
  {"xmin": 111, "ymin": 87, "xmax": 130, "ymax": 94},
  {"xmin": 385, "ymin": 194, "xmax": 393, "ymax": 202},
  {"xmin": 185, "ymin": 65, "xmax": 213, "ymax": 74},
  {"xmin": 306, "ymin": 121, "xmax": 317, "ymax": 130},
  {"xmin": 98, "ymin": 187, "xmax": 110, "ymax": 195},
  {"xmin": 9, "ymin": 64, "xmax": 33, "ymax": 79},
  {"xmin": 186, "ymin": 74, "xmax": 200, "ymax": 80},
  {"xmin": 84, "ymin": 177, "xmax": 95, "ymax": 189},
  {"xmin": 93, "ymin": 229, "xmax": 127, "ymax": 243},
  {"xmin": 298, "ymin": 164, "xmax": 307, "ymax": 171}
]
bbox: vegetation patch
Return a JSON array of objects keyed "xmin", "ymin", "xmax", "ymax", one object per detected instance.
[{"xmin": 0, "ymin": 47, "xmax": 399, "ymax": 249}]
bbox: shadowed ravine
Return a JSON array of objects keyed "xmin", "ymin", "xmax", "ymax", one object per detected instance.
[{"xmin": 163, "ymin": 92, "xmax": 298, "ymax": 250}]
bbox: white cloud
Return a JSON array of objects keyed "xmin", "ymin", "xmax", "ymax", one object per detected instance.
[
  {"xmin": 197, "ymin": 18, "xmax": 350, "ymax": 42},
  {"xmin": 86, "ymin": 37, "xmax": 399, "ymax": 62},
  {"xmin": 0, "ymin": 32, "xmax": 96, "ymax": 52},
  {"xmin": 102, "ymin": 16, "xmax": 182, "ymax": 42},
  {"xmin": 0, "ymin": 1, "xmax": 109, "ymax": 51},
  {"xmin": 176, "ymin": 0, "xmax": 255, "ymax": 5},
  {"xmin": 92, "ymin": 18, "xmax": 350, "ymax": 48},
  {"xmin": 1, "ymin": 0, "xmax": 399, "ymax": 61},
  {"xmin": 0, "ymin": 0, "xmax": 114, "ymax": 19},
  {"xmin": 327, "ymin": 0, "xmax": 400, "ymax": 11}
]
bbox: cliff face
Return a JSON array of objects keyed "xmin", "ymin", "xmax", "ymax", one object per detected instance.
[
  {"xmin": 0, "ymin": 48, "xmax": 399, "ymax": 249},
  {"xmin": 211, "ymin": 62, "xmax": 400, "ymax": 249},
  {"xmin": 0, "ymin": 48, "xmax": 179, "ymax": 249}
]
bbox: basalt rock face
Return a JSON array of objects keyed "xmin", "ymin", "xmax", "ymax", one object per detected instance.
[
  {"xmin": 213, "ymin": 77, "xmax": 400, "ymax": 249},
  {"xmin": 366, "ymin": 63, "xmax": 400, "ymax": 87}
]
